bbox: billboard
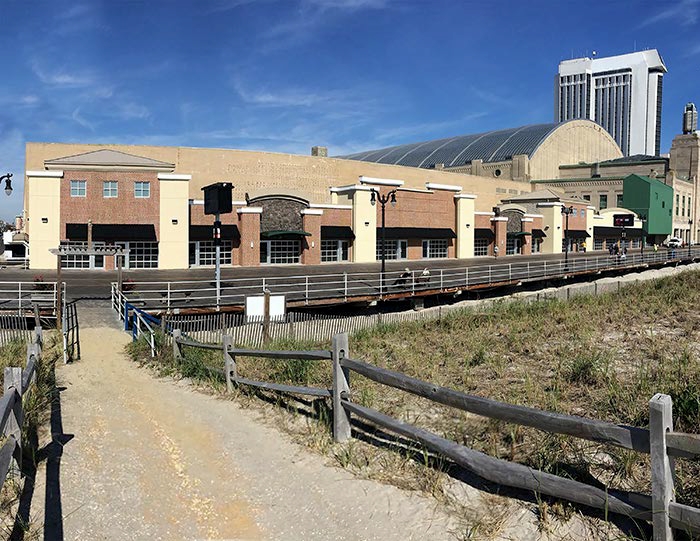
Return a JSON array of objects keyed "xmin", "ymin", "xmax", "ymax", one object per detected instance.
[{"xmin": 613, "ymin": 214, "xmax": 635, "ymax": 227}]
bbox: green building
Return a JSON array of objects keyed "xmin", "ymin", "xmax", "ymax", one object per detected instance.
[{"xmin": 622, "ymin": 174, "xmax": 673, "ymax": 243}]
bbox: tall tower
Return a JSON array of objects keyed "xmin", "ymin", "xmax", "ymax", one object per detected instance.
[
  {"xmin": 555, "ymin": 50, "xmax": 667, "ymax": 156},
  {"xmin": 683, "ymin": 103, "xmax": 698, "ymax": 134}
]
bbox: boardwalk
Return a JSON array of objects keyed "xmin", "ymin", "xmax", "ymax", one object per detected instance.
[{"xmin": 27, "ymin": 302, "xmax": 456, "ymax": 540}]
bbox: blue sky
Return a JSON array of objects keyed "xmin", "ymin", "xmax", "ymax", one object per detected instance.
[{"xmin": 1, "ymin": 0, "xmax": 699, "ymax": 220}]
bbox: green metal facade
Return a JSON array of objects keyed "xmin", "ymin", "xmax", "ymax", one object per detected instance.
[{"xmin": 622, "ymin": 174, "xmax": 673, "ymax": 235}]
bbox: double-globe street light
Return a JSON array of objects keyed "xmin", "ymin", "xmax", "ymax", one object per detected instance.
[
  {"xmin": 561, "ymin": 205, "xmax": 573, "ymax": 271},
  {"xmin": 371, "ymin": 188, "xmax": 397, "ymax": 294}
]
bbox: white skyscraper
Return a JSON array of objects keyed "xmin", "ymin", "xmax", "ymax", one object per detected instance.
[{"xmin": 555, "ymin": 50, "xmax": 667, "ymax": 156}]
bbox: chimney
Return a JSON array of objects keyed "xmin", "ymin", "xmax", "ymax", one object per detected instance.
[
  {"xmin": 311, "ymin": 146, "xmax": 328, "ymax": 157},
  {"xmin": 591, "ymin": 162, "xmax": 601, "ymax": 178}
]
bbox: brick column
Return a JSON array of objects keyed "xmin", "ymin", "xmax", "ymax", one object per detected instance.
[
  {"xmin": 491, "ymin": 217, "xmax": 508, "ymax": 257},
  {"xmin": 301, "ymin": 209, "xmax": 323, "ymax": 265},
  {"xmin": 521, "ymin": 218, "xmax": 534, "ymax": 255},
  {"xmin": 237, "ymin": 207, "xmax": 262, "ymax": 267}
]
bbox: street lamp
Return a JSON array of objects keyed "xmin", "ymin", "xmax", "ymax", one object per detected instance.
[
  {"xmin": 561, "ymin": 205, "xmax": 573, "ymax": 271},
  {"xmin": 639, "ymin": 214, "xmax": 647, "ymax": 258},
  {"xmin": 371, "ymin": 188, "xmax": 397, "ymax": 294},
  {"xmin": 0, "ymin": 173, "xmax": 12, "ymax": 196},
  {"xmin": 689, "ymin": 219, "xmax": 693, "ymax": 258}
]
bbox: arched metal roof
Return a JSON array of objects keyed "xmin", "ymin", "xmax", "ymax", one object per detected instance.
[{"xmin": 336, "ymin": 123, "xmax": 562, "ymax": 168}]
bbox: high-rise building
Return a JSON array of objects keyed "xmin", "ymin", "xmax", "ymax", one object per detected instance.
[{"xmin": 555, "ymin": 50, "xmax": 667, "ymax": 156}]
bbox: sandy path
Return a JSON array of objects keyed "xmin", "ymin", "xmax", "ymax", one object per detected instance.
[{"xmin": 32, "ymin": 310, "xmax": 457, "ymax": 540}]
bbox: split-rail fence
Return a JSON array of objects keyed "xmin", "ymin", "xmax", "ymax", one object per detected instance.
[
  {"xmin": 170, "ymin": 331, "xmax": 700, "ymax": 541},
  {"xmin": 0, "ymin": 327, "xmax": 43, "ymax": 490}
]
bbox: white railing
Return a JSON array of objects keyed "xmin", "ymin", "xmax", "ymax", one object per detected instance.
[
  {"xmin": 0, "ymin": 281, "xmax": 60, "ymax": 314},
  {"xmin": 110, "ymin": 248, "xmax": 700, "ymax": 313}
]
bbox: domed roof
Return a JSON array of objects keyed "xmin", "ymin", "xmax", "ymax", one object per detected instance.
[{"xmin": 336, "ymin": 122, "xmax": 565, "ymax": 169}]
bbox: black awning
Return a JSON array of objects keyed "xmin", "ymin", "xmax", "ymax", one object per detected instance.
[
  {"xmin": 261, "ymin": 230, "xmax": 311, "ymax": 239},
  {"xmin": 594, "ymin": 226, "xmax": 643, "ymax": 239},
  {"xmin": 189, "ymin": 225, "xmax": 240, "ymax": 241},
  {"xmin": 321, "ymin": 225, "xmax": 355, "ymax": 240},
  {"xmin": 66, "ymin": 223, "xmax": 157, "ymax": 242},
  {"xmin": 378, "ymin": 227, "xmax": 457, "ymax": 239},
  {"xmin": 474, "ymin": 228, "xmax": 495, "ymax": 240},
  {"xmin": 507, "ymin": 231, "xmax": 532, "ymax": 238},
  {"xmin": 564, "ymin": 229, "xmax": 591, "ymax": 239},
  {"xmin": 532, "ymin": 229, "xmax": 547, "ymax": 238}
]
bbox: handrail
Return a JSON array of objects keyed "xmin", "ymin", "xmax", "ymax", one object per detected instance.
[{"xmin": 113, "ymin": 247, "xmax": 700, "ymax": 311}]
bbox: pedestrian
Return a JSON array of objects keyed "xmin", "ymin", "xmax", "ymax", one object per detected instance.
[
  {"xmin": 653, "ymin": 243, "xmax": 658, "ymax": 253},
  {"xmin": 580, "ymin": 240, "xmax": 586, "ymax": 253}
]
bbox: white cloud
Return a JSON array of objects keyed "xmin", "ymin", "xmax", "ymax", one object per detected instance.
[
  {"xmin": 639, "ymin": 0, "xmax": 699, "ymax": 27},
  {"xmin": 71, "ymin": 108, "xmax": 95, "ymax": 131},
  {"xmin": 31, "ymin": 60, "xmax": 96, "ymax": 88}
]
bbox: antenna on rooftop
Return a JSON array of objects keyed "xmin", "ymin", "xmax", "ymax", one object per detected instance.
[{"xmin": 592, "ymin": 50, "xmax": 597, "ymax": 58}]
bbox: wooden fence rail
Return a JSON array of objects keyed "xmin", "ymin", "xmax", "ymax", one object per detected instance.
[
  {"xmin": 0, "ymin": 327, "xmax": 42, "ymax": 490},
  {"xmin": 173, "ymin": 330, "xmax": 700, "ymax": 540}
]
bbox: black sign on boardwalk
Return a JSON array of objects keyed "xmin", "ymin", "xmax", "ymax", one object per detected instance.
[{"xmin": 613, "ymin": 214, "xmax": 635, "ymax": 227}]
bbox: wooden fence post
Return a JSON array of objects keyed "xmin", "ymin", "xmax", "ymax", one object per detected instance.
[
  {"xmin": 650, "ymin": 393, "xmax": 674, "ymax": 541},
  {"xmin": 3, "ymin": 366, "xmax": 23, "ymax": 477},
  {"xmin": 172, "ymin": 329, "xmax": 182, "ymax": 363},
  {"xmin": 332, "ymin": 332, "xmax": 351, "ymax": 442},
  {"xmin": 223, "ymin": 334, "xmax": 235, "ymax": 393}
]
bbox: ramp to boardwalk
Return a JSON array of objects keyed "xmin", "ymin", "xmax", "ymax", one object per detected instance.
[{"xmin": 29, "ymin": 301, "xmax": 455, "ymax": 540}]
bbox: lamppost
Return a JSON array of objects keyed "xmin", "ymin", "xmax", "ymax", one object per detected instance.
[
  {"xmin": 639, "ymin": 214, "xmax": 647, "ymax": 259},
  {"xmin": 689, "ymin": 219, "xmax": 693, "ymax": 258},
  {"xmin": 0, "ymin": 173, "xmax": 13, "ymax": 196},
  {"xmin": 561, "ymin": 205, "xmax": 573, "ymax": 271},
  {"xmin": 371, "ymin": 188, "xmax": 397, "ymax": 294}
]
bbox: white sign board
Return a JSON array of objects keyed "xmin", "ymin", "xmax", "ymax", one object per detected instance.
[{"xmin": 245, "ymin": 294, "xmax": 286, "ymax": 322}]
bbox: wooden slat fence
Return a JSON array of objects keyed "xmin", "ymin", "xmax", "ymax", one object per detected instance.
[
  {"xmin": 172, "ymin": 331, "xmax": 700, "ymax": 540},
  {"xmin": 0, "ymin": 313, "xmax": 31, "ymax": 347},
  {"xmin": 163, "ymin": 307, "xmax": 447, "ymax": 347},
  {"xmin": 0, "ymin": 327, "xmax": 43, "ymax": 490}
]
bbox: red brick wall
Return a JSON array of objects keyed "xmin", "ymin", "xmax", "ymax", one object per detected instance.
[
  {"xmin": 376, "ymin": 189, "xmax": 456, "ymax": 229},
  {"xmin": 60, "ymin": 170, "xmax": 160, "ymax": 239},
  {"xmin": 320, "ymin": 208, "xmax": 352, "ymax": 226}
]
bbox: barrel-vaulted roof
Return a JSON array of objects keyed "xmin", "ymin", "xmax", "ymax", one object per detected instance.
[{"xmin": 336, "ymin": 122, "xmax": 566, "ymax": 169}]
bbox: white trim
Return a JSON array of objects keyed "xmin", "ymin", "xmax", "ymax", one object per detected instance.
[
  {"xmin": 232, "ymin": 200, "xmax": 247, "ymax": 206},
  {"xmin": 190, "ymin": 199, "xmax": 246, "ymax": 206},
  {"xmin": 491, "ymin": 217, "xmax": 509, "ymax": 222},
  {"xmin": 309, "ymin": 203, "xmax": 352, "ymax": 210},
  {"xmin": 358, "ymin": 176, "xmax": 404, "ymax": 187},
  {"xmin": 26, "ymin": 170, "xmax": 63, "ymax": 178},
  {"xmin": 397, "ymin": 187, "xmax": 433, "ymax": 193},
  {"xmin": 330, "ymin": 184, "xmax": 373, "ymax": 194},
  {"xmin": 521, "ymin": 218, "xmax": 534, "ymax": 223},
  {"xmin": 189, "ymin": 199, "xmax": 204, "ymax": 205},
  {"xmin": 157, "ymin": 173, "xmax": 191, "ymax": 181},
  {"xmin": 454, "ymin": 194, "xmax": 477, "ymax": 200},
  {"xmin": 301, "ymin": 208, "xmax": 324, "ymax": 216},
  {"xmin": 536, "ymin": 202, "xmax": 565, "ymax": 208},
  {"xmin": 237, "ymin": 207, "xmax": 263, "ymax": 214},
  {"xmin": 425, "ymin": 182, "xmax": 462, "ymax": 192},
  {"xmin": 475, "ymin": 211, "xmax": 495, "ymax": 216},
  {"xmin": 523, "ymin": 213, "xmax": 544, "ymax": 218},
  {"xmin": 587, "ymin": 205, "xmax": 596, "ymax": 210}
]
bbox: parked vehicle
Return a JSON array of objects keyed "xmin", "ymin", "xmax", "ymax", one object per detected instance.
[{"xmin": 664, "ymin": 236, "xmax": 683, "ymax": 248}]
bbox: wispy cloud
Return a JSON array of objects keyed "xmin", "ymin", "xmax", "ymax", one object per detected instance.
[
  {"xmin": 372, "ymin": 113, "xmax": 489, "ymax": 144},
  {"xmin": 71, "ymin": 108, "xmax": 95, "ymax": 131},
  {"xmin": 260, "ymin": 0, "xmax": 393, "ymax": 50},
  {"xmin": 639, "ymin": 0, "xmax": 699, "ymax": 27},
  {"xmin": 31, "ymin": 60, "xmax": 96, "ymax": 88}
]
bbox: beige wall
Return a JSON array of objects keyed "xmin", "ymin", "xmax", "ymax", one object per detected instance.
[
  {"xmin": 455, "ymin": 195, "xmax": 476, "ymax": 259},
  {"xmin": 159, "ymin": 178, "xmax": 190, "ymax": 269},
  {"xmin": 25, "ymin": 142, "xmax": 532, "ymax": 214},
  {"xmin": 537, "ymin": 204, "xmax": 563, "ymax": 254},
  {"xmin": 530, "ymin": 121, "xmax": 622, "ymax": 181},
  {"xmin": 350, "ymin": 188, "xmax": 377, "ymax": 262},
  {"xmin": 27, "ymin": 173, "xmax": 61, "ymax": 269}
]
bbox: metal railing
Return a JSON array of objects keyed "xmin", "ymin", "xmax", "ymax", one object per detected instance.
[
  {"xmin": 0, "ymin": 281, "xmax": 60, "ymax": 315},
  {"xmin": 111, "ymin": 248, "xmax": 700, "ymax": 314}
]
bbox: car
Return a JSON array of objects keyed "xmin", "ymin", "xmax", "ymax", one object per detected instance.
[{"xmin": 665, "ymin": 237, "xmax": 683, "ymax": 248}]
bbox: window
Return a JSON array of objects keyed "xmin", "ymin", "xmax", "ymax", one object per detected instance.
[
  {"xmin": 128, "ymin": 242, "xmax": 159, "ymax": 268},
  {"xmin": 421, "ymin": 239, "xmax": 448, "ymax": 259},
  {"xmin": 682, "ymin": 196, "xmax": 686, "ymax": 217},
  {"xmin": 676, "ymin": 194, "xmax": 680, "ymax": 216},
  {"xmin": 532, "ymin": 238, "xmax": 542, "ymax": 253},
  {"xmin": 582, "ymin": 194, "xmax": 591, "ymax": 201},
  {"xmin": 103, "ymin": 181, "xmax": 118, "ymax": 198},
  {"xmin": 572, "ymin": 208, "xmax": 578, "ymax": 217},
  {"xmin": 581, "ymin": 209, "xmax": 586, "ymax": 217},
  {"xmin": 70, "ymin": 180, "xmax": 86, "ymax": 197},
  {"xmin": 261, "ymin": 240, "xmax": 300, "ymax": 264},
  {"xmin": 616, "ymin": 194, "xmax": 624, "ymax": 207},
  {"xmin": 189, "ymin": 241, "xmax": 232, "ymax": 266},
  {"xmin": 376, "ymin": 239, "xmax": 407, "ymax": 260},
  {"xmin": 594, "ymin": 238, "xmax": 604, "ymax": 250},
  {"xmin": 506, "ymin": 238, "xmax": 520, "ymax": 255},
  {"xmin": 599, "ymin": 194, "xmax": 607, "ymax": 210},
  {"xmin": 135, "ymin": 181, "xmax": 150, "ymax": 198},
  {"xmin": 474, "ymin": 239, "xmax": 489, "ymax": 257},
  {"xmin": 321, "ymin": 240, "xmax": 349, "ymax": 262}
]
